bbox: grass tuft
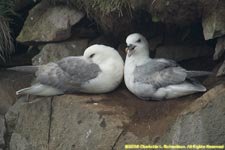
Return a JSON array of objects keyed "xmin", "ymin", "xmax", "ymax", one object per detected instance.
[
  {"xmin": 0, "ymin": 0, "xmax": 16, "ymax": 61},
  {"xmin": 49, "ymin": 0, "xmax": 132, "ymax": 17}
]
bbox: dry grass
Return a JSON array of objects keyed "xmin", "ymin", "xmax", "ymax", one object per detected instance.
[
  {"xmin": 49, "ymin": 0, "xmax": 132, "ymax": 16},
  {"xmin": 0, "ymin": 17, "xmax": 14, "ymax": 61},
  {"xmin": 0, "ymin": 0, "xmax": 15, "ymax": 61}
]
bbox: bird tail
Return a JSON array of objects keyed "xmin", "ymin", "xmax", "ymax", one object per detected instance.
[
  {"xmin": 16, "ymin": 83, "xmax": 64, "ymax": 96},
  {"xmin": 186, "ymin": 70, "xmax": 212, "ymax": 78},
  {"xmin": 16, "ymin": 87, "xmax": 33, "ymax": 95},
  {"xmin": 8, "ymin": 66, "xmax": 38, "ymax": 73},
  {"xmin": 187, "ymin": 78, "xmax": 206, "ymax": 91}
]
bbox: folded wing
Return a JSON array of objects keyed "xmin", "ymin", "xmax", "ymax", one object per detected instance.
[{"xmin": 36, "ymin": 57, "xmax": 101, "ymax": 93}]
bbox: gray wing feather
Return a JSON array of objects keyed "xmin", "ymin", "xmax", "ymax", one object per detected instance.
[
  {"xmin": 36, "ymin": 57, "xmax": 101, "ymax": 93},
  {"xmin": 134, "ymin": 59, "xmax": 187, "ymax": 88},
  {"xmin": 57, "ymin": 57, "xmax": 101, "ymax": 82}
]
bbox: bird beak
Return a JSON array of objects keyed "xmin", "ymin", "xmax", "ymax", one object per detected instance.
[{"xmin": 125, "ymin": 44, "xmax": 136, "ymax": 57}]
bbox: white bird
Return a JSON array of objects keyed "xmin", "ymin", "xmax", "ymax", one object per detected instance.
[
  {"xmin": 124, "ymin": 33, "xmax": 211, "ymax": 100},
  {"xmin": 9, "ymin": 44, "xmax": 124, "ymax": 96}
]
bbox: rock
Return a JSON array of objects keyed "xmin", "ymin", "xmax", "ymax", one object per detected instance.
[
  {"xmin": 5, "ymin": 97, "xmax": 27, "ymax": 134},
  {"xmin": 0, "ymin": 115, "xmax": 6, "ymax": 148},
  {"xmin": 155, "ymin": 44, "xmax": 213, "ymax": 61},
  {"xmin": 8, "ymin": 88, "xmax": 198, "ymax": 149},
  {"xmin": 0, "ymin": 70, "xmax": 34, "ymax": 115},
  {"xmin": 216, "ymin": 61, "xmax": 225, "ymax": 76},
  {"xmin": 71, "ymin": 27, "xmax": 99, "ymax": 39},
  {"xmin": 17, "ymin": 1, "xmax": 84, "ymax": 43},
  {"xmin": 214, "ymin": 37, "xmax": 225, "ymax": 60},
  {"xmin": 32, "ymin": 38, "xmax": 89, "ymax": 65},
  {"xmin": 9, "ymin": 97, "xmax": 51, "ymax": 150},
  {"xmin": 48, "ymin": 95, "xmax": 130, "ymax": 150},
  {"xmin": 149, "ymin": 0, "xmax": 202, "ymax": 26},
  {"xmin": 158, "ymin": 84, "xmax": 225, "ymax": 145},
  {"xmin": 202, "ymin": 0, "xmax": 225, "ymax": 40}
]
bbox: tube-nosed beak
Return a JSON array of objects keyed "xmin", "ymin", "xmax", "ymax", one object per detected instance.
[{"xmin": 125, "ymin": 44, "xmax": 136, "ymax": 57}]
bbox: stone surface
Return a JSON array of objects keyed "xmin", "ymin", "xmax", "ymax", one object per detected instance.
[
  {"xmin": 6, "ymin": 65, "xmax": 225, "ymax": 149},
  {"xmin": 202, "ymin": 0, "xmax": 225, "ymax": 40},
  {"xmin": 216, "ymin": 61, "xmax": 225, "ymax": 77},
  {"xmin": 155, "ymin": 44, "xmax": 213, "ymax": 61},
  {"xmin": 17, "ymin": 1, "xmax": 84, "ymax": 43},
  {"xmin": 158, "ymin": 84, "xmax": 225, "ymax": 145},
  {"xmin": 8, "ymin": 88, "xmax": 196, "ymax": 150},
  {"xmin": 214, "ymin": 37, "xmax": 225, "ymax": 60},
  {"xmin": 5, "ymin": 97, "xmax": 27, "ymax": 134},
  {"xmin": 0, "ymin": 69, "xmax": 34, "ymax": 115},
  {"xmin": 32, "ymin": 38, "xmax": 89, "ymax": 65},
  {"xmin": 0, "ymin": 115, "xmax": 6, "ymax": 148},
  {"xmin": 9, "ymin": 97, "xmax": 51, "ymax": 150},
  {"xmin": 48, "ymin": 95, "xmax": 129, "ymax": 150},
  {"xmin": 149, "ymin": 0, "xmax": 202, "ymax": 25}
]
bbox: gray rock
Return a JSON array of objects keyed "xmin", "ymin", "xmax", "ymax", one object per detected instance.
[
  {"xmin": 202, "ymin": 1, "xmax": 225, "ymax": 40},
  {"xmin": 0, "ymin": 115, "xmax": 6, "ymax": 148},
  {"xmin": 5, "ymin": 97, "xmax": 27, "ymax": 134},
  {"xmin": 48, "ymin": 95, "xmax": 130, "ymax": 150},
  {"xmin": 7, "ymin": 82, "xmax": 225, "ymax": 149},
  {"xmin": 155, "ymin": 44, "xmax": 213, "ymax": 61},
  {"xmin": 9, "ymin": 97, "xmax": 51, "ymax": 150},
  {"xmin": 214, "ymin": 37, "xmax": 225, "ymax": 60},
  {"xmin": 17, "ymin": 1, "xmax": 84, "ymax": 43},
  {"xmin": 10, "ymin": 133, "xmax": 32, "ymax": 150},
  {"xmin": 158, "ymin": 85, "xmax": 225, "ymax": 145},
  {"xmin": 32, "ymin": 38, "xmax": 89, "ymax": 65},
  {"xmin": 0, "ymin": 70, "xmax": 34, "ymax": 115},
  {"xmin": 216, "ymin": 61, "xmax": 225, "ymax": 77},
  {"xmin": 6, "ymin": 89, "xmax": 195, "ymax": 150},
  {"xmin": 149, "ymin": 0, "xmax": 201, "ymax": 25}
]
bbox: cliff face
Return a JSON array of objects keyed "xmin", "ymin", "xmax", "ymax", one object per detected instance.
[{"xmin": 1, "ymin": 0, "xmax": 225, "ymax": 149}]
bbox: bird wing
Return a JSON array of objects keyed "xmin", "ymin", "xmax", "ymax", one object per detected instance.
[
  {"xmin": 36, "ymin": 56, "xmax": 101, "ymax": 92},
  {"xmin": 134, "ymin": 58, "xmax": 178, "ymax": 79},
  {"xmin": 134, "ymin": 59, "xmax": 188, "ymax": 88}
]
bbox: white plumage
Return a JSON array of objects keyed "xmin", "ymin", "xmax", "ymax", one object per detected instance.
[
  {"xmin": 124, "ymin": 33, "xmax": 211, "ymax": 100},
  {"xmin": 11, "ymin": 44, "xmax": 124, "ymax": 96}
]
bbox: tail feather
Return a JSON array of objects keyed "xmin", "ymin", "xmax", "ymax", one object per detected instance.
[
  {"xmin": 16, "ymin": 87, "xmax": 33, "ymax": 95},
  {"xmin": 16, "ymin": 83, "xmax": 64, "ymax": 96},
  {"xmin": 187, "ymin": 78, "xmax": 206, "ymax": 91},
  {"xmin": 8, "ymin": 66, "xmax": 39, "ymax": 73},
  {"xmin": 186, "ymin": 70, "xmax": 212, "ymax": 78}
]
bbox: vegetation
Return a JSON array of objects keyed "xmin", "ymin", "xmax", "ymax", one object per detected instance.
[
  {"xmin": 50, "ymin": 0, "xmax": 132, "ymax": 16},
  {"xmin": 0, "ymin": 0, "xmax": 15, "ymax": 61}
]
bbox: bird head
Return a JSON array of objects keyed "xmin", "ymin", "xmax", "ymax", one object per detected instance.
[
  {"xmin": 83, "ymin": 44, "xmax": 122, "ymax": 65},
  {"xmin": 125, "ymin": 33, "xmax": 149, "ymax": 57}
]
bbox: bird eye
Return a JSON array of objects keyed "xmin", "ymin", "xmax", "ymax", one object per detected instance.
[
  {"xmin": 89, "ymin": 54, "xmax": 95, "ymax": 58},
  {"xmin": 136, "ymin": 39, "xmax": 141, "ymax": 43}
]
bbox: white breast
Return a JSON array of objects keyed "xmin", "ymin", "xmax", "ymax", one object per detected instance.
[{"xmin": 81, "ymin": 58, "xmax": 124, "ymax": 93}]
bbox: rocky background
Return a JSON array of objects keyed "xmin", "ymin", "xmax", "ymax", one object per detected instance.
[{"xmin": 0, "ymin": 0, "xmax": 225, "ymax": 150}]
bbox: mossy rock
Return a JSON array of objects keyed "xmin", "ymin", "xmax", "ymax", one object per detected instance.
[{"xmin": 16, "ymin": 0, "xmax": 84, "ymax": 43}]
